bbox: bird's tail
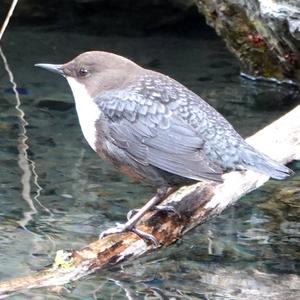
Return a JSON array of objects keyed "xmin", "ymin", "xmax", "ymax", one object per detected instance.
[{"xmin": 238, "ymin": 144, "xmax": 293, "ymax": 180}]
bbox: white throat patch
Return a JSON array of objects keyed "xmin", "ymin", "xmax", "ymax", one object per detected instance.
[{"xmin": 66, "ymin": 77, "xmax": 101, "ymax": 151}]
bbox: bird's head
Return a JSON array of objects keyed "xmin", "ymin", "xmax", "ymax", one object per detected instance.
[{"xmin": 35, "ymin": 51, "xmax": 143, "ymax": 97}]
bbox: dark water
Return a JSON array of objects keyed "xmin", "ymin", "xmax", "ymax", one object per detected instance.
[{"xmin": 0, "ymin": 26, "xmax": 300, "ymax": 299}]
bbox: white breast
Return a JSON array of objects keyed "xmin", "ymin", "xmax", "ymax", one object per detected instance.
[{"xmin": 66, "ymin": 77, "xmax": 101, "ymax": 151}]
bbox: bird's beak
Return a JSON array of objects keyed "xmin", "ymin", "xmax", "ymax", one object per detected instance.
[{"xmin": 34, "ymin": 63, "xmax": 64, "ymax": 76}]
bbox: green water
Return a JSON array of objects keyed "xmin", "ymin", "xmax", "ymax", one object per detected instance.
[{"xmin": 0, "ymin": 27, "xmax": 299, "ymax": 299}]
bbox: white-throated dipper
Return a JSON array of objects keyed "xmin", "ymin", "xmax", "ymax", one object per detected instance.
[{"xmin": 35, "ymin": 51, "xmax": 293, "ymax": 243}]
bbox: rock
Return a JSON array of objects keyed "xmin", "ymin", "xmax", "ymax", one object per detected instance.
[
  {"xmin": 288, "ymin": 18, "xmax": 300, "ymax": 40},
  {"xmin": 37, "ymin": 100, "xmax": 74, "ymax": 111},
  {"xmin": 195, "ymin": 0, "xmax": 300, "ymax": 85}
]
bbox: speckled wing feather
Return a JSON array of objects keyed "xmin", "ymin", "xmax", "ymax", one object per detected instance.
[
  {"xmin": 96, "ymin": 72, "xmax": 292, "ymax": 181},
  {"xmin": 95, "ymin": 73, "xmax": 224, "ymax": 182}
]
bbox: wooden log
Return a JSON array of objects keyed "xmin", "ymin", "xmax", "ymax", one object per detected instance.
[{"xmin": 0, "ymin": 105, "xmax": 299, "ymax": 298}]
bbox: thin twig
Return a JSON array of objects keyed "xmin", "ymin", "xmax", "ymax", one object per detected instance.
[{"xmin": 0, "ymin": 0, "xmax": 19, "ymax": 41}]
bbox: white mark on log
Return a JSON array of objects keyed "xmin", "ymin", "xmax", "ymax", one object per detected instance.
[
  {"xmin": 116, "ymin": 240, "xmax": 147, "ymax": 263},
  {"xmin": 205, "ymin": 171, "xmax": 269, "ymax": 213}
]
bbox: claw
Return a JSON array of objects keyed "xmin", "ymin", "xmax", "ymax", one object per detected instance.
[
  {"xmin": 131, "ymin": 228, "xmax": 159, "ymax": 246},
  {"xmin": 126, "ymin": 209, "xmax": 138, "ymax": 220},
  {"xmin": 99, "ymin": 223, "xmax": 126, "ymax": 239},
  {"xmin": 127, "ymin": 205, "xmax": 180, "ymax": 221},
  {"xmin": 99, "ymin": 223, "xmax": 159, "ymax": 246},
  {"xmin": 153, "ymin": 205, "xmax": 181, "ymax": 217}
]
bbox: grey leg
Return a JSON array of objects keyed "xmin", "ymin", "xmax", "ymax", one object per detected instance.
[{"xmin": 99, "ymin": 187, "xmax": 175, "ymax": 245}]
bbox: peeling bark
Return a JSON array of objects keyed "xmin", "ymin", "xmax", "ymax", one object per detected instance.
[
  {"xmin": 196, "ymin": 0, "xmax": 300, "ymax": 85},
  {"xmin": 0, "ymin": 105, "xmax": 299, "ymax": 298}
]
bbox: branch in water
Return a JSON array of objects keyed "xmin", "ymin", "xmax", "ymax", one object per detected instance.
[{"xmin": 0, "ymin": 105, "xmax": 299, "ymax": 298}]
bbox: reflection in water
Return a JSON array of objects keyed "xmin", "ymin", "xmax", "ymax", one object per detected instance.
[
  {"xmin": 0, "ymin": 25, "xmax": 299, "ymax": 299},
  {"xmin": 0, "ymin": 0, "xmax": 19, "ymax": 41},
  {"xmin": 0, "ymin": 47, "xmax": 39, "ymax": 229}
]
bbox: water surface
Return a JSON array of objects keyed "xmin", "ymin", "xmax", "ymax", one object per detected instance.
[{"xmin": 0, "ymin": 26, "xmax": 299, "ymax": 299}]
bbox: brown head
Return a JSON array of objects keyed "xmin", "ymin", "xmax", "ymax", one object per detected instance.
[
  {"xmin": 35, "ymin": 51, "xmax": 144, "ymax": 97},
  {"xmin": 35, "ymin": 51, "xmax": 145, "ymax": 152}
]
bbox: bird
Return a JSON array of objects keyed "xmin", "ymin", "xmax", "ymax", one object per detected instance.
[{"xmin": 35, "ymin": 51, "xmax": 293, "ymax": 243}]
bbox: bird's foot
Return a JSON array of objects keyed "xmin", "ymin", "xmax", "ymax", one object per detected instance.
[
  {"xmin": 99, "ymin": 223, "xmax": 159, "ymax": 246},
  {"xmin": 99, "ymin": 187, "xmax": 177, "ymax": 247},
  {"xmin": 127, "ymin": 205, "xmax": 180, "ymax": 220}
]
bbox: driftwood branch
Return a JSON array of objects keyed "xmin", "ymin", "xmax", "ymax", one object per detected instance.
[{"xmin": 0, "ymin": 105, "xmax": 299, "ymax": 298}]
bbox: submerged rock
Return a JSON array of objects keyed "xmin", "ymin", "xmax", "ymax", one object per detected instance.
[{"xmin": 37, "ymin": 99, "xmax": 74, "ymax": 111}]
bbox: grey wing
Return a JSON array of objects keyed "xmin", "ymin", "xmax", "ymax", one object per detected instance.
[{"xmin": 97, "ymin": 91, "xmax": 224, "ymax": 183}]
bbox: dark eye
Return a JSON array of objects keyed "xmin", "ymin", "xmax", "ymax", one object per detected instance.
[{"xmin": 78, "ymin": 67, "xmax": 89, "ymax": 77}]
